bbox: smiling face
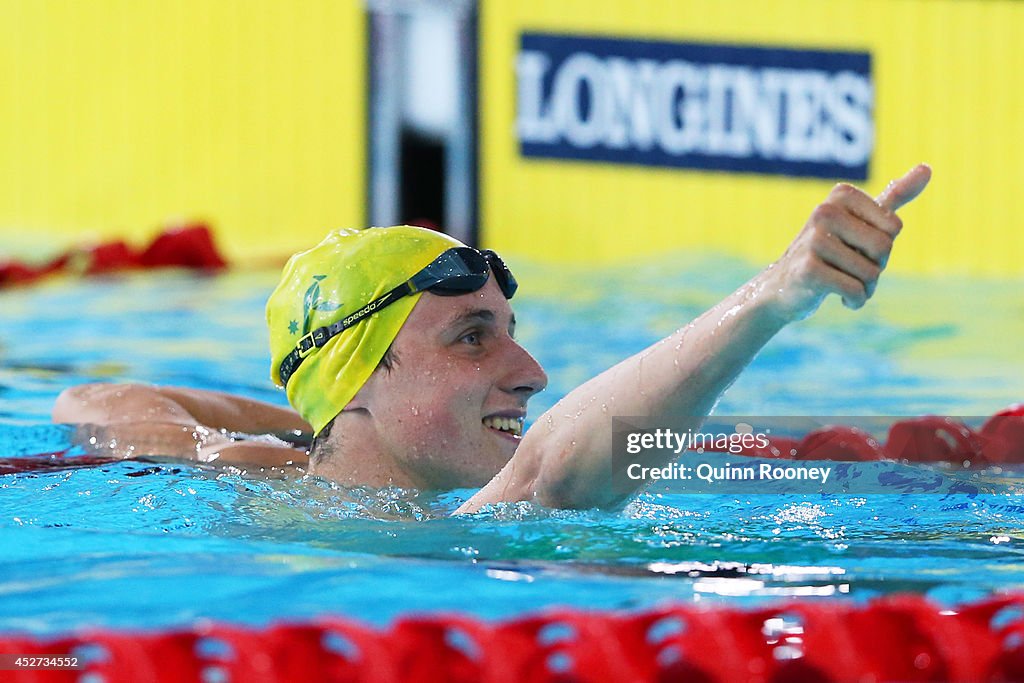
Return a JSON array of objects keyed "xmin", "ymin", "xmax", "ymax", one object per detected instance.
[{"xmin": 320, "ymin": 277, "xmax": 548, "ymax": 489}]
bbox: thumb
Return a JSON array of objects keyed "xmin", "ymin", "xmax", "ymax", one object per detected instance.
[{"xmin": 876, "ymin": 163, "xmax": 932, "ymax": 212}]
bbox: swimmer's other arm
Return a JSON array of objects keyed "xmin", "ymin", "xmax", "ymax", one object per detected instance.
[
  {"xmin": 52, "ymin": 383, "xmax": 310, "ymax": 467},
  {"xmin": 458, "ymin": 164, "xmax": 932, "ymax": 513}
]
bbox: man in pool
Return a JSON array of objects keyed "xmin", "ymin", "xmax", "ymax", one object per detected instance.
[{"xmin": 53, "ymin": 165, "xmax": 932, "ymax": 512}]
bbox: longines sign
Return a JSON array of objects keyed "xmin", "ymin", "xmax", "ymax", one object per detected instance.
[{"xmin": 517, "ymin": 33, "xmax": 873, "ymax": 179}]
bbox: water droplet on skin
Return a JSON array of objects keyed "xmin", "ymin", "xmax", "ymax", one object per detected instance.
[{"xmin": 411, "ymin": 406, "xmax": 419, "ymax": 416}]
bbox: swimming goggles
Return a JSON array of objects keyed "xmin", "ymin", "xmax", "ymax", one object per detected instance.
[{"xmin": 279, "ymin": 247, "xmax": 517, "ymax": 386}]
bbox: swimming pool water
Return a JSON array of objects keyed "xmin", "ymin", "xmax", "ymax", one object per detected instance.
[{"xmin": 2, "ymin": 257, "xmax": 1023, "ymax": 635}]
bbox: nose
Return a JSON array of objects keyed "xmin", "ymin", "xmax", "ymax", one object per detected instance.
[{"xmin": 500, "ymin": 339, "xmax": 548, "ymax": 400}]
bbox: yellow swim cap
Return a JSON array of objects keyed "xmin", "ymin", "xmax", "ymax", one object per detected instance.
[{"xmin": 266, "ymin": 226, "xmax": 464, "ymax": 434}]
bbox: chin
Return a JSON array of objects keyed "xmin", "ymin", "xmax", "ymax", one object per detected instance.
[
  {"xmin": 419, "ymin": 437, "xmax": 511, "ymax": 489},
  {"xmin": 460, "ymin": 459, "xmax": 509, "ymax": 489},
  {"xmin": 415, "ymin": 454, "xmax": 502, "ymax": 490}
]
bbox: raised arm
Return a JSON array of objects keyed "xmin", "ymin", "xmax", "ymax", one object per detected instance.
[
  {"xmin": 53, "ymin": 383, "xmax": 311, "ymax": 466},
  {"xmin": 459, "ymin": 164, "xmax": 932, "ymax": 512}
]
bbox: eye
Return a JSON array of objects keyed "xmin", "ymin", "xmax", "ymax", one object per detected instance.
[{"xmin": 459, "ymin": 330, "xmax": 481, "ymax": 345}]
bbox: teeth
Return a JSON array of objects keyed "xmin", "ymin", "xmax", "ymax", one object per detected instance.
[{"xmin": 483, "ymin": 416, "xmax": 524, "ymax": 437}]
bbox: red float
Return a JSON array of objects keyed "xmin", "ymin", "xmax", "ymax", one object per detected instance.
[
  {"xmin": 3, "ymin": 594, "xmax": 1024, "ymax": 682},
  {"xmin": 0, "ymin": 223, "xmax": 226, "ymax": 288}
]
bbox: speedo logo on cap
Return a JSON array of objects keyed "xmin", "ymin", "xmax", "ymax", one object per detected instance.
[
  {"xmin": 341, "ymin": 298, "xmax": 388, "ymax": 327},
  {"xmin": 516, "ymin": 33, "xmax": 873, "ymax": 179}
]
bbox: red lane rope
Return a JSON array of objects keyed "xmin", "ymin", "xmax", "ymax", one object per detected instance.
[
  {"xmin": 0, "ymin": 224, "xmax": 226, "ymax": 288},
  {"xmin": 728, "ymin": 404, "xmax": 1024, "ymax": 466},
  {"xmin": 3, "ymin": 594, "xmax": 1024, "ymax": 682}
]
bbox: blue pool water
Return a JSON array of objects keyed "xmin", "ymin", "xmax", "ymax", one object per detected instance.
[{"xmin": 2, "ymin": 257, "xmax": 1023, "ymax": 636}]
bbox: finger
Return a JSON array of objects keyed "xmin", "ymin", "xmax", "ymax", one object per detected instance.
[
  {"xmin": 876, "ymin": 163, "xmax": 932, "ymax": 213},
  {"xmin": 827, "ymin": 213, "xmax": 895, "ymax": 266},
  {"xmin": 830, "ymin": 183, "xmax": 903, "ymax": 238},
  {"xmin": 809, "ymin": 259, "xmax": 868, "ymax": 309},
  {"xmin": 814, "ymin": 232, "xmax": 882, "ymax": 287}
]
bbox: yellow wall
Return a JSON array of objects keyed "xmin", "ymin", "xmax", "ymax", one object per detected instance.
[
  {"xmin": 480, "ymin": 0, "xmax": 1024, "ymax": 276},
  {"xmin": 0, "ymin": 0, "xmax": 365, "ymax": 264}
]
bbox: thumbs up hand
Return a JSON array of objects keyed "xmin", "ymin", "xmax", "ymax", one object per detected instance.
[{"xmin": 763, "ymin": 164, "xmax": 932, "ymax": 321}]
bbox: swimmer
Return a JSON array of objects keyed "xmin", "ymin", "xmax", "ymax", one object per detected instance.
[{"xmin": 53, "ymin": 165, "xmax": 932, "ymax": 511}]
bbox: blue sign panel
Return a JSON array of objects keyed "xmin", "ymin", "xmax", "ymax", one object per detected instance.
[{"xmin": 517, "ymin": 33, "xmax": 873, "ymax": 179}]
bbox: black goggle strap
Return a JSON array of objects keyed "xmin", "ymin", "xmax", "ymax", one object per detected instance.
[{"xmin": 278, "ymin": 280, "xmax": 414, "ymax": 387}]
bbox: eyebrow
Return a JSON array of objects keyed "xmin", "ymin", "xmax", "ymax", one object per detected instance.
[{"xmin": 446, "ymin": 308, "xmax": 517, "ymax": 335}]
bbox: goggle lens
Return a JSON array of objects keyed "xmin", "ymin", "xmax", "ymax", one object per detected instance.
[
  {"xmin": 481, "ymin": 249, "xmax": 518, "ymax": 299},
  {"xmin": 418, "ymin": 248, "xmax": 491, "ymax": 296}
]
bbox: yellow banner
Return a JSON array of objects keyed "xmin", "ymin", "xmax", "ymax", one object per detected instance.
[
  {"xmin": 0, "ymin": 0, "xmax": 365, "ymax": 264},
  {"xmin": 480, "ymin": 0, "xmax": 1024, "ymax": 276}
]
